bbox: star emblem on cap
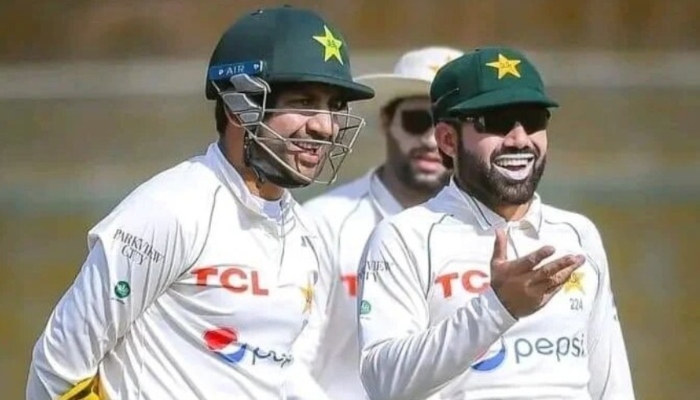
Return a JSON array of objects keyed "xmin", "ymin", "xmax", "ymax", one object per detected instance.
[
  {"xmin": 564, "ymin": 271, "xmax": 585, "ymax": 294},
  {"xmin": 313, "ymin": 25, "xmax": 344, "ymax": 65},
  {"xmin": 486, "ymin": 53, "xmax": 522, "ymax": 79}
]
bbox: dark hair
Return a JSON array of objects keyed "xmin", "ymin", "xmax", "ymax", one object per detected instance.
[
  {"xmin": 439, "ymin": 119, "xmax": 462, "ymax": 170},
  {"xmin": 215, "ymin": 98, "xmax": 227, "ymax": 135}
]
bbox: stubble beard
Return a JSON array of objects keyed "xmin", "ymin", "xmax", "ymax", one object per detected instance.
[{"xmin": 394, "ymin": 157, "xmax": 451, "ymax": 193}]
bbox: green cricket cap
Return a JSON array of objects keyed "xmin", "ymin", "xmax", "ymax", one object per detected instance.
[
  {"xmin": 430, "ymin": 46, "xmax": 558, "ymax": 120},
  {"xmin": 205, "ymin": 5, "xmax": 374, "ymax": 101}
]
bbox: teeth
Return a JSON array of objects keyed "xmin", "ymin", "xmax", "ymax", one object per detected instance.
[
  {"xmin": 495, "ymin": 159, "xmax": 528, "ymax": 167},
  {"xmin": 494, "ymin": 154, "xmax": 535, "ymax": 161},
  {"xmin": 493, "ymin": 160, "xmax": 534, "ymax": 181},
  {"xmin": 493, "ymin": 154, "xmax": 534, "ymax": 167},
  {"xmin": 297, "ymin": 143, "xmax": 321, "ymax": 150}
]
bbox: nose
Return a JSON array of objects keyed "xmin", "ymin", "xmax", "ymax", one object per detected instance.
[
  {"xmin": 306, "ymin": 112, "xmax": 338, "ymax": 140},
  {"xmin": 501, "ymin": 123, "xmax": 529, "ymax": 149},
  {"xmin": 421, "ymin": 127, "xmax": 438, "ymax": 149}
]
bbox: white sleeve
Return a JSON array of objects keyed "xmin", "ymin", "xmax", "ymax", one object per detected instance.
[
  {"xmin": 26, "ymin": 198, "xmax": 194, "ymax": 400},
  {"xmin": 584, "ymin": 224, "xmax": 636, "ymax": 399},
  {"xmin": 357, "ymin": 221, "xmax": 517, "ymax": 400},
  {"xmin": 285, "ymin": 218, "xmax": 334, "ymax": 400}
]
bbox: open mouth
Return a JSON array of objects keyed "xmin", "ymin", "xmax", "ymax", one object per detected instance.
[
  {"xmin": 294, "ymin": 142, "xmax": 322, "ymax": 152},
  {"xmin": 291, "ymin": 141, "xmax": 324, "ymax": 167},
  {"xmin": 492, "ymin": 153, "xmax": 535, "ymax": 181}
]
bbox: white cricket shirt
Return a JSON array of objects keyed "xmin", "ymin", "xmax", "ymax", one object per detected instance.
[
  {"xmin": 296, "ymin": 170, "xmax": 403, "ymax": 400},
  {"xmin": 357, "ymin": 179, "xmax": 635, "ymax": 400},
  {"xmin": 27, "ymin": 142, "xmax": 324, "ymax": 400}
]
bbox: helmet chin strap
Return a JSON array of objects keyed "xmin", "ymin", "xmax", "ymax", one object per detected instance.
[
  {"xmin": 215, "ymin": 73, "xmax": 361, "ymax": 189},
  {"xmin": 242, "ymin": 127, "xmax": 312, "ymax": 189},
  {"xmin": 215, "ymin": 74, "xmax": 313, "ymax": 189}
]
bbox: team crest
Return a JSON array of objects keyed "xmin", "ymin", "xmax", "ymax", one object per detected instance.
[
  {"xmin": 486, "ymin": 53, "xmax": 522, "ymax": 79},
  {"xmin": 301, "ymin": 283, "xmax": 314, "ymax": 314},
  {"xmin": 564, "ymin": 271, "xmax": 585, "ymax": 294},
  {"xmin": 313, "ymin": 25, "xmax": 344, "ymax": 64}
]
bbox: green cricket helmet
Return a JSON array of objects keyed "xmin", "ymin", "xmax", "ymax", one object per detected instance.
[{"xmin": 204, "ymin": 6, "xmax": 375, "ymax": 189}]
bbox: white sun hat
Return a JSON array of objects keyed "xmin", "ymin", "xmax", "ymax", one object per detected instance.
[{"xmin": 354, "ymin": 46, "xmax": 465, "ymax": 113}]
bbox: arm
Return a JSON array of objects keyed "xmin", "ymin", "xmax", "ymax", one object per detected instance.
[
  {"xmin": 26, "ymin": 198, "xmax": 193, "ymax": 400},
  {"xmin": 357, "ymin": 221, "xmax": 516, "ymax": 400},
  {"xmin": 583, "ymin": 222, "xmax": 636, "ymax": 399}
]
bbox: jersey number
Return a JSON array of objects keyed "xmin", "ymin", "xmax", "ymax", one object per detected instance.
[{"xmin": 570, "ymin": 298, "xmax": 583, "ymax": 311}]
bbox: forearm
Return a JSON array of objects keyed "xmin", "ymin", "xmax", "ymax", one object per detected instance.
[
  {"xmin": 360, "ymin": 288, "xmax": 516, "ymax": 400},
  {"xmin": 27, "ymin": 308, "xmax": 104, "ymax": 398}
]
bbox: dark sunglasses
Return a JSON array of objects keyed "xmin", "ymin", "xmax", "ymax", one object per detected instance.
[
  {"xmin": 400, "ymin": 109, "xmax": 434, "ymax": 135},
  {"xmin": 460, "ymin": 106, "xmax": 550, "ymax": 135}
]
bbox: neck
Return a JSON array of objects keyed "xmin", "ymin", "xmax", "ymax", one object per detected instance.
[
  {"xmin": 492, "ymin": 202, "xmax": 530, "ymax": 221},
  {"xmin": 377, "ymin": 164, "xmax": 439, "ymax": 209},
  {"xmin": 242, "ymin": 169, "xmax": 284, "ymax": 200},
  {"xmin": 218, "ymin": 139, "xmax": 284, "ymax": 201},
  {"xmin": 454, "ymin": 176, "xmax": 531, "ymax": 222}
]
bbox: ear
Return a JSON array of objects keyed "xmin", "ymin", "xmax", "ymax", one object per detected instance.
[{"xmin": 435, "ymin": 121, "xmax": 459, "ymax": 159}]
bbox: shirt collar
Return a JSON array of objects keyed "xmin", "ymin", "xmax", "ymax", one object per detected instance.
[
  {"xmin": 204, "ymin": 142, "xmax": 295, "ymax": 219},
  {"xmin": 444, "ymin": 177, "xmax": 543, "ymax": 233},
  {"xmin": 368, "ymin": 169, "xmax": 404, "ymax": 218}
]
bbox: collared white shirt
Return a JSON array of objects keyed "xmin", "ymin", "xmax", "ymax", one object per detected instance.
[
  {"xmin": 357, "ymin": 178, "xmax": 635, "ymax": 400},
  {"xmin": 295, "ymin": 169, "xmax": 403, "ymax": 400},
  {"xmin": 27, "ymin": 142, "xmax": 324, "ymax": 400}
]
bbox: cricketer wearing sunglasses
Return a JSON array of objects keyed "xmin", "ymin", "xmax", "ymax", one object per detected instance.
[
  {"xmin": 293, "ymin": 47, "xmax": 463, "ymax": 400},
  {"xmin": 357, "ymin": 47, "xmax": 635, "ymax": 400}
]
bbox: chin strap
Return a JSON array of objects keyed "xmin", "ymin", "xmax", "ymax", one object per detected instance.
[
  {"xmin": 243, "ymin": 134, "xmax": 267, "ymax": 187},
  {"xmin": 220, "ymin": 128, "xmax": 269, "ymax": 188}
]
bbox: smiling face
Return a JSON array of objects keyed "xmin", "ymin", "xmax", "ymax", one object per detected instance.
[
  {"xmin": 437, "ymin": 104, "xmax": 550, "ymax": 206},
  {"xmin": 382, "ymin": 96, "xmax": 450, "ymax": 191},
  {"xmin": 246, "ymin": 82, "xmax": 364, "ymax": 188}
]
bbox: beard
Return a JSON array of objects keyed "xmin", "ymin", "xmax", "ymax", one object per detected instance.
[
  {"xmin": 386, "ymin": 133, "xmax": 451, "ymax": 193},
  {"xmin": 455, "ymin": 143, "xmax": 546, "ymax": 207},
  {"xmin": 394, "ymin": 154, "xmax": 451, "ymax": 192}
]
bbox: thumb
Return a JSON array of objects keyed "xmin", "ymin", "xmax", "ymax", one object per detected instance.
[{"xmin": 491, "ymin": 228, "xmax": 508, "ymax": 267}]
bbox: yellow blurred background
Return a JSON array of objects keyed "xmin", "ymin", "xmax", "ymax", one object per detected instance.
[{"xmin": 1, "ymin": 1, "xmax": 699, "ymax": 399}]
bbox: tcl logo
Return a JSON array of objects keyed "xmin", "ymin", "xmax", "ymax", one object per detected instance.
[
  {"xmin": 193, "ymin": 267, "xmax": 269, "ymax": 295},
  {"xmin": 341, "ymin": 274, "xmax": 357, "ymax": 297},
  {"xmin": 435, "ymin": 270, "xmax": 489, "ymax": 298}
]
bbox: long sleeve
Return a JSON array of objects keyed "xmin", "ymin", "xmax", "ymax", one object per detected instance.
[
  {"xmin": 357, "ymin": 220, "xmax": 517, "ymax": 400},
  {"xmin": 583, "ymin": 223, "xmax": 636, "ymax": 399},
  {"xmin": 26, "ymin": 198, "xmax": 192, "ymax": 400}
]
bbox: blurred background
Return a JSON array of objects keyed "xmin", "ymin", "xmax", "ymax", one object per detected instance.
[{"xmin": 1, "ymin": 0, "xmax": 698, "ymax": 399}]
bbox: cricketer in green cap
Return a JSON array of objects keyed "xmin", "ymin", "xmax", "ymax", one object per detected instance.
[
  {"xmin": 206, "ymin": 5, "xmax": 374, "ymax": 191},
  {"xmin": 431, "ymin": 46, "xmax": 557, "ymax": 214}
]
